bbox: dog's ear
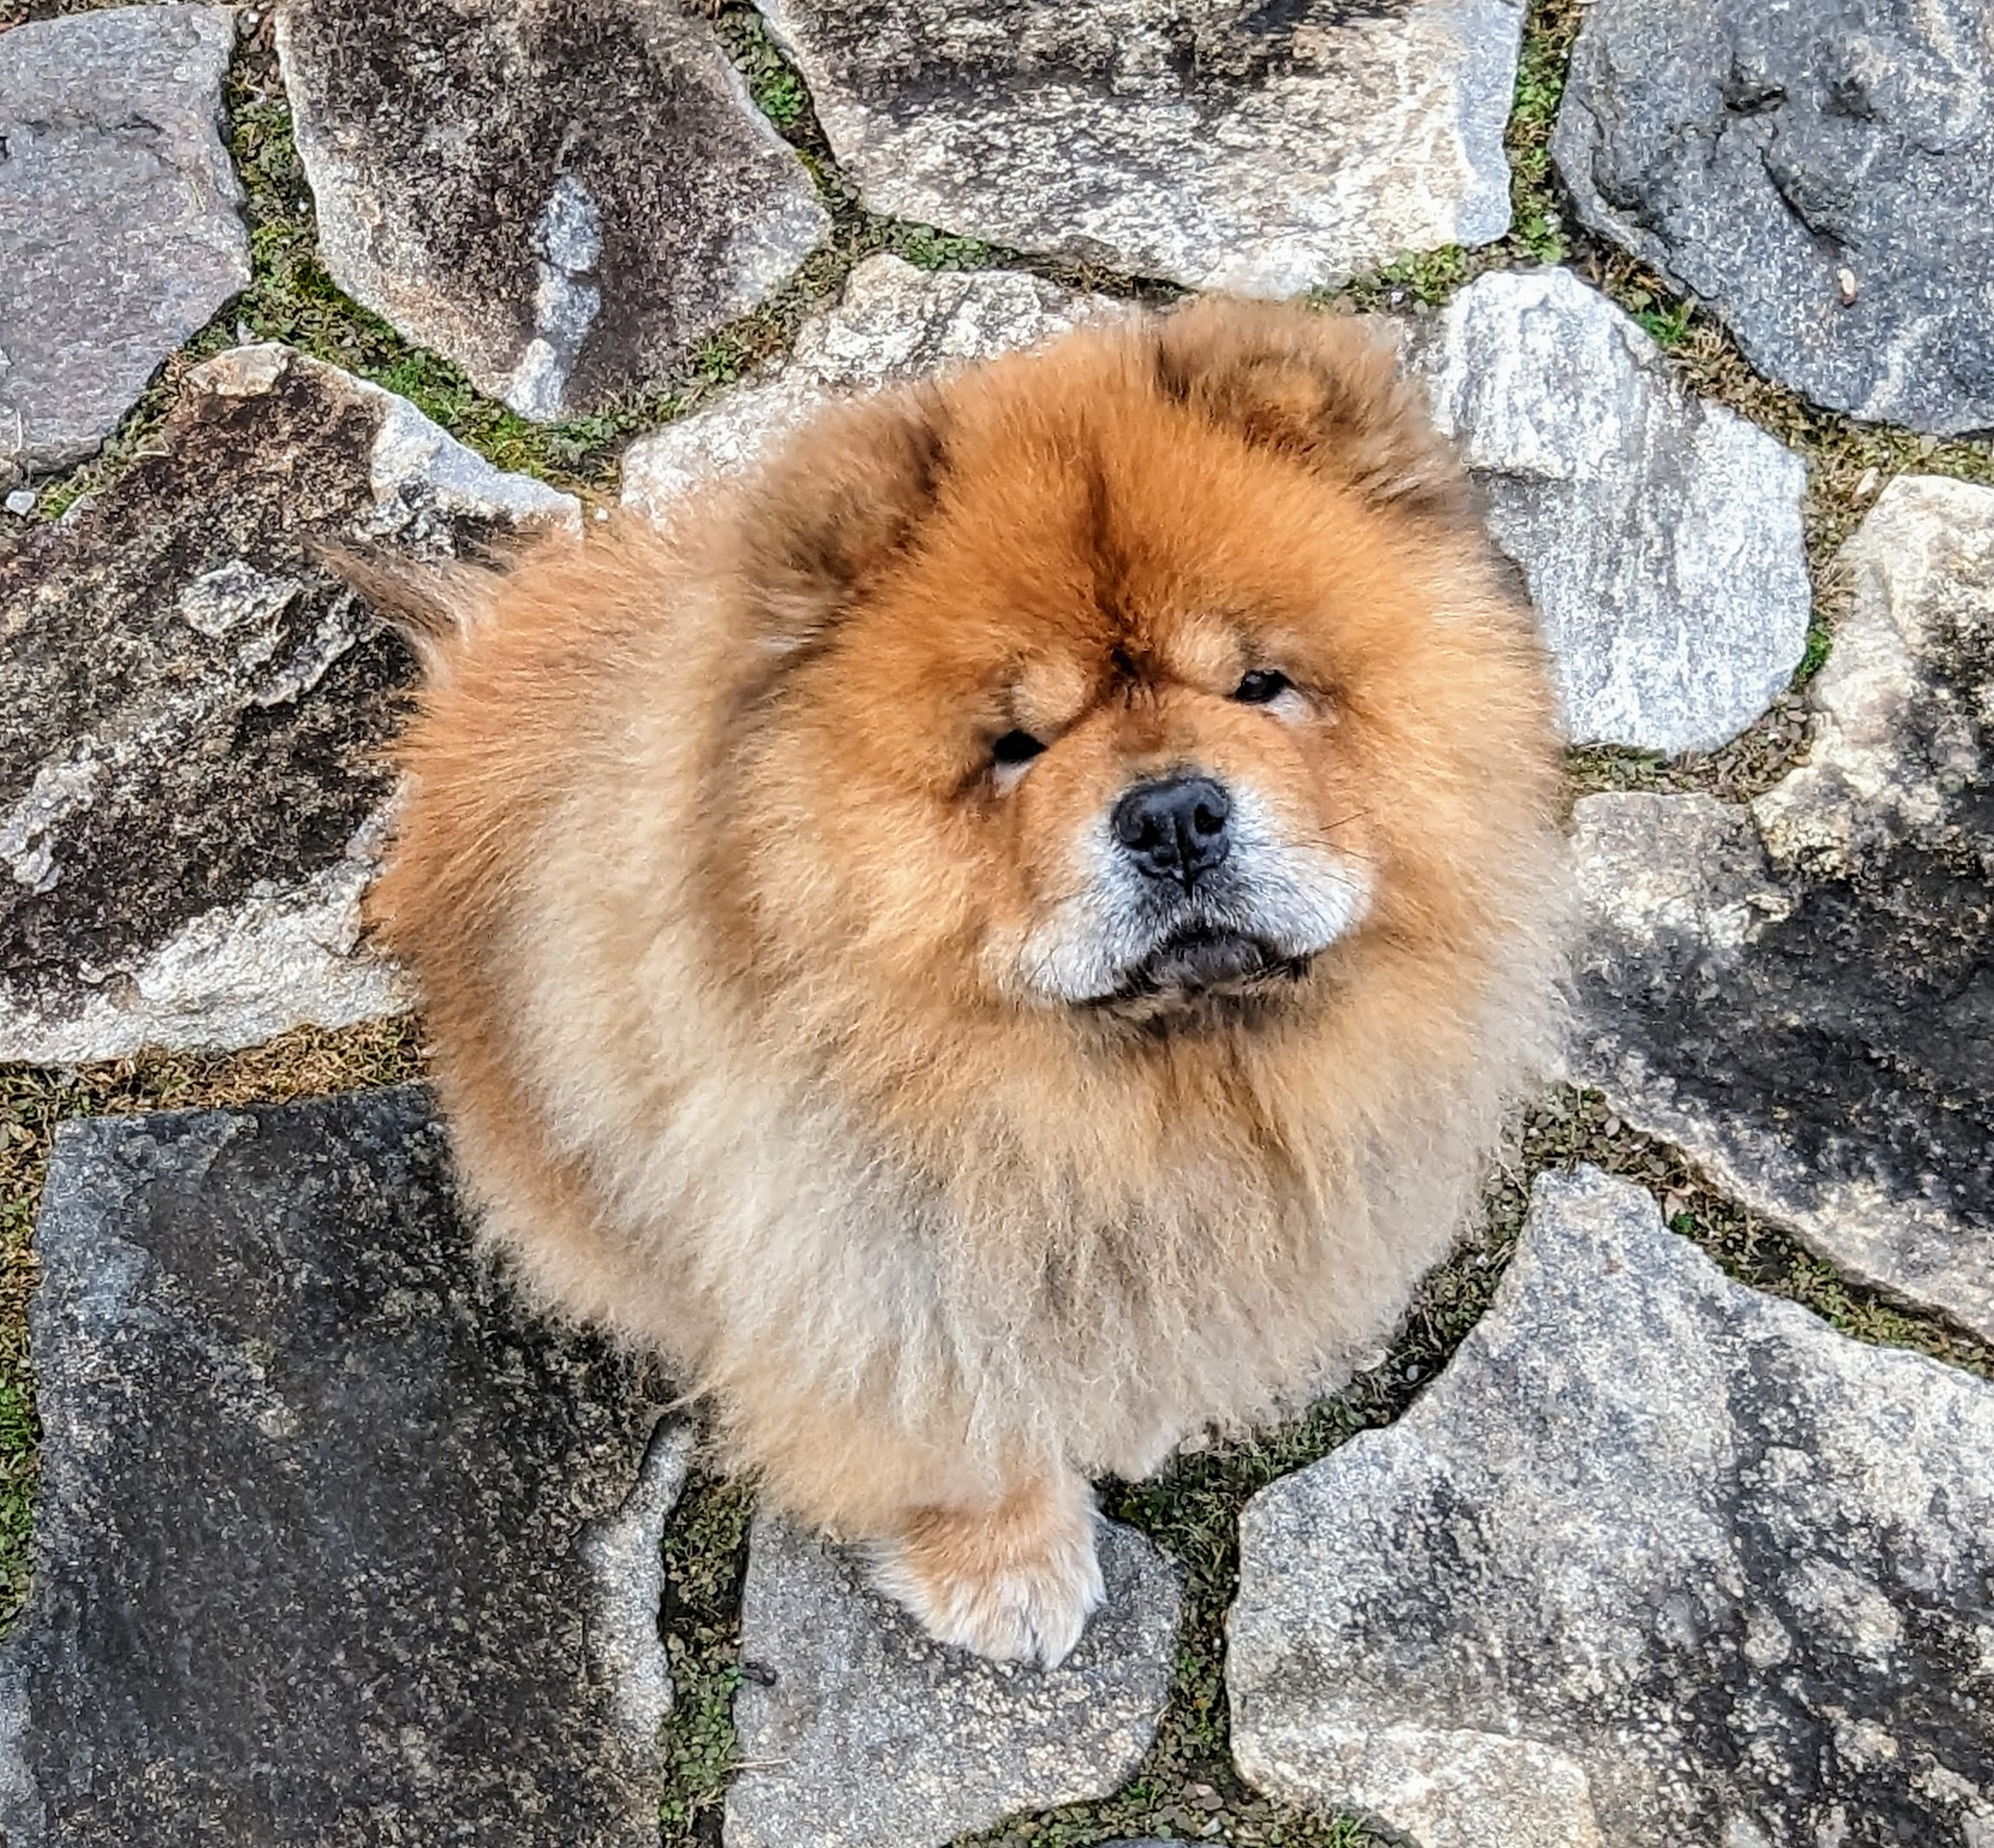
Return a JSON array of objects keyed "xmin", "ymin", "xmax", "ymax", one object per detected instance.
[
  {"xmin": 734, "ymin": 384, "xmax": 951, "ymax": 654},
  {"xmin": 1150, "ymin": 299, "xmax": 1474, "ymax": 527}
]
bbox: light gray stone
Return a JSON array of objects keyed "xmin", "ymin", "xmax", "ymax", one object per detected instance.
[
  {"xmin": 1405, "ymin": 267, "xmax": 1810, "ymax": 754},
  {"xmin": 1553, "ymin": 0, "xmax": 1994, "ymax": 436},
  {"xmin": 622, "ymin": 254, "xmax": 1123, "ymax": 521},
  {"xmin": 1230, "ymin": 1165, "xmax": 1994, "ymax": 1848},
  {"xmin": 0, "ymin": 5, "xmax": 249, "ymax": 474},
  {"xmin": 0, "ymin": 1087, "xmax": 677, "ymax": 1846},
  {"xmin": 753, "ymin": 0, "xmax": 1526, "ymax": 292},
  {"xmin": 2, "ymin": 490, "xmax": 32, "ymax": 517},
  {"xmin": 1568, "ymin": 475, "xmax": 1994, "ymax": 1340},
  {"xmin": 276, "ymin": 0, "xmax": 828, "ymax": 422},
  {"xmin": 0, "ymin": 344, "xmax": 576, "ymax": 1067},
  {"xmin": 724, "ymin": 1514, "xmax": 1182, "ymax": 1847}
]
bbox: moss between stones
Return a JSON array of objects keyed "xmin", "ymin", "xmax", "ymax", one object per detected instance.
[
  {"xmin": 3, "ymin": 4, "xmax": 1173, "ymax": 541},
  {"xmin": 4, "ymin": 0, "xmax": 1993, "ymax": 1842},
  {"xmin": 1325, "ymin": 0, "xmax": 1994, "ymax": 808},
  {"xmin": 658, "ymin": 1471, "xmax": 756, "ymax": 1848}
]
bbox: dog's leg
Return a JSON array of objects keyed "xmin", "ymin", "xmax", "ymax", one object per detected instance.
[
  {"xmin": 865, "ymin": 1470, "xmax": 1106, "ymax": 1669},
  {"xmin": 716, "ymin": 1374, "xmax": 1106, "ymax": 1666}
]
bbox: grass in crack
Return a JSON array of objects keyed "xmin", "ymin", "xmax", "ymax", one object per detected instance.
[
  {"xmin": 1335, "ymin": 0, "xmax": 1584, "ymax": 315},
  {"xmin": 1561, "ymin": 685, "xmax": 1819, "ymax": 805},
  {"xmin": 1504, "ymin": 0, "xmax": 1584, "ymax": 267},
  {"xmin": 1325, "ymin": 0, "xmax": 1994, "ymax": 806},
  {"xmin": 0, "ymin": 1016, "xmax": 426, "ymax": 1634},
  {"xmin": 955, "ymin": 1085, "xmax": 1991, "ymax": 1844},
  {"xmin": 1550, "ymin": 1089, "xmax": 1994, "ymax": 1381},
  {"xmin": 659, "ymin": 1471, "xmax": 756, "ymax": 1847},
  {"xmin": 950, "ymin": 1108, "xmax": 1579, "ymax": 1848}
]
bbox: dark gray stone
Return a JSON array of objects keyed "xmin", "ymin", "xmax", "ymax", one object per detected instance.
[
  {"xmin": 0, "ymin": 5, "xmax": 249, "ymax": 474},
  {"xmin": 754, "ymin": 0, "xmax": 1525, "ymax": 292},
  {"xmin": 1407, "ymin": 267, "xmax": 1810, "ymax": 753},
  {"xmin": 0, "ymin": 343, "xmax": 574, "ymax": 1066},
  {"xmin": 1554, "ymin": 0, "xmax": 1994, "ymax": 436},
  {"xmin": 276, "ymin": 0, "xmax": 828, "ymax": 421},
  {"xmin": 725, "ymin": 1514, "xmax": 1182, "ymax": 1847},
  {"xmin": 1569, "ymin": 475, "xmax": 1994, "ymax": 1342},
  {"xmin": 1230, "ymin": 1166, "xmax": 1994, "ymax": 1848},
  {"xmin": 0, "ymin": 1086, "xmax": 679, "ymax": 1846}
]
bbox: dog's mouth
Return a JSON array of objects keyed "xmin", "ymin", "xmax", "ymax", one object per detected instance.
[{"xmin": 1090, "ymin": 927, "xmax": 1313, "ymax": 1018}]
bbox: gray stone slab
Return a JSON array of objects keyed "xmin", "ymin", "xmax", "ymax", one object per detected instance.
[
  {"xmin": 276, "ymin": 0, "xmax": 828, "ymax": 421},
  {"xmin": 0, "ymin": 5, "xmax": 249, "ymax": 475},
  {"xmin": 0, "ymin": 1086, "xmax": 680, "ymax": 1847},
  {"xmin": 1554, "ymin": 0, "xmax": 1994, "ymax": 436},
  {"xmin": 1230, "ymin": 1166, "xmax": 1994, "ymax": 1848},
  {"xmin": 724, "ymin": 1514, "xmax": 1181, "ymax": 1846},
  {"xmin": 621, "ymin": 253, "xmax": 1124, "ymax": 522},
  {"xmin": 754, "ymin": 0, "xmax": 1525, "ymax": 292},
  {"xmin": 1406, "ymin": 267, "xmax": 1810, "ymax": 754},
  {"xmin": 1568, "ymin": 475, "xmax": 1994, "ymax": 1342},
  {"xmin": 0, "ymin": 343, "xmax": 575, "ymax": 1067}
]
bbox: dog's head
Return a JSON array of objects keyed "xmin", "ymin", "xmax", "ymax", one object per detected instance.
[{"xmin": 722, "ymin": 300, "xmax": 1558, "ymax": 1040}]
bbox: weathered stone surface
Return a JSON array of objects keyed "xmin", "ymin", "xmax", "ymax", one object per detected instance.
[
  {"xmin": 725, "ymin": 1515, "xmax": 1182, "ymax": 1847},
  {"xmin": 0, "ymin": 343, "xmax": 576, "ymax": 1067},
  {"xmin": 0, "ymin": 1086, "xmax": 678, "ymax": 1846},
  {"xmin": 0, "ymin": 6, "xmax": 249, "ymax": 474},
  {"xmin": 622, "ymin": 253, "xmax": 1122, "ymax": 521},
  {"xmin": 1554, "ymin": 0, "xmax": 1994, "ymax": 436},
  {"xmin": 276, "ymin": 0, "xmax": 828, "ymax": 422},
  {"xmin": 1569, "ymin": 475, "xmax": 1994, "ymax": 1341},
  {"xmin": 1407, "ymin": 268, "xmax": 1810, "ymax": 754},
  {"xmin": 1230, "ymin": 1166, "xmax": 1994, "ymax": 1847},
  {"xmin": 754, "ymin": 0, "xmax": 1525, "ymax": 292}
]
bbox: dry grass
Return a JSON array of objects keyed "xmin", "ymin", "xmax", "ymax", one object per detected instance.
[{"xmin": 4, "ymin": 0, "xmax": 1991, "ymax": 1839}]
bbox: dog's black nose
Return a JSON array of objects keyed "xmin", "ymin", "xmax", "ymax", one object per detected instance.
[{"xmin": 1114, "ymin": 776, "xmax": 1232, "ymax": 889}]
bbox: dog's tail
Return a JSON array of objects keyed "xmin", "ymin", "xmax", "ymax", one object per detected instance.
[{"xmin": 310, "ymin": 539, "xmax": 496, "ymax": 679}]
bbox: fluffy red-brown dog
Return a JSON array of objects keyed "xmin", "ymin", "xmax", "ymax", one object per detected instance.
[{"xmin": 369, "ymin": 299, "xmax": 1565, "ymax": 1667}]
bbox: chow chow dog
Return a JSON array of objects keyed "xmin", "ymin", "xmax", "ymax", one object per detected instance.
[{"xmin": 368, "ymin": 298, "xmax": 1564, "ymax": 1667}]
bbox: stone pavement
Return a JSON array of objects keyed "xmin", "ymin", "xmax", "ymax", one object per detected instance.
[
  {"xmin": 1, "ymin": 3, "xmax": 1990, "ymax": 1845},
  {"xmin": 0, "ymin": 1088, "xmax": 678, "ymax": 1846}
]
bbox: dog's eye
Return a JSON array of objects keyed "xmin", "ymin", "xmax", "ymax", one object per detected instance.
[
  {"xmin": 1234, "ymin": 669, "xmax": 1292, "ymax": 704},
  {"xmin": 991, "ymin": 728, "xmax": 1047, "ymax": 766}
]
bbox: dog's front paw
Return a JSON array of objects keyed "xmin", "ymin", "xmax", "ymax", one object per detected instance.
[{"xmin": 868, "ymin": 1475, "xmax": 1106, "ymax": 1668}]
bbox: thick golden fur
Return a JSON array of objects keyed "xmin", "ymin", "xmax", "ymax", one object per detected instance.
[{"xmin": 369, "ymin": 300, "xmax": 1565, "ymax": 1664}]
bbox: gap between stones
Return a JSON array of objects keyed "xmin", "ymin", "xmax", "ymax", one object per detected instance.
[
  {"xmin": 4, "ymin": 1026, "xmax": 1985, "ymax": 1843},
  {"xmin": 3, "ymin": 1, "xmax": 1993, "ymax": 1841}
]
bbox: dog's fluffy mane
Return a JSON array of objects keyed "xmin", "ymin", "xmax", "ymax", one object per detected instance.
[{"xmin": 367, "ymin": 300, "xmax": 1566, "ymax": 1534}]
